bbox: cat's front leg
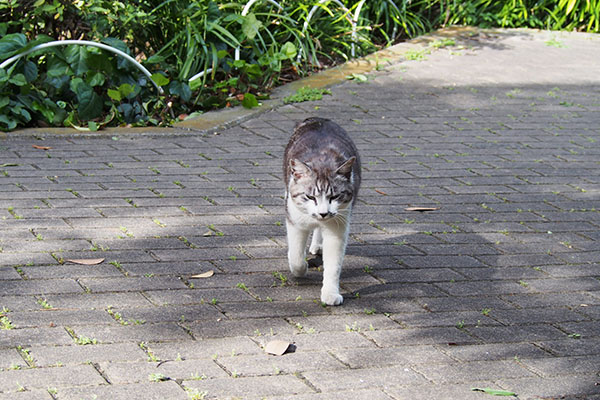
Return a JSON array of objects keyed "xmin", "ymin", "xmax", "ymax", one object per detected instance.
[
  {"xmin": 308, "ymin": 227, "xmax": 323, "ymax": 255},
  {"xmin": 286, "ymin": 220, "xmax": 309, "ymax": 277},
  {"xmin": 320, "ymin": 223, "xmax": 349, "ymax": 306}
]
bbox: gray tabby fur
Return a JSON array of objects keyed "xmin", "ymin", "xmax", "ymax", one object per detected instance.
[{"xmin": 283, "ymin": 117, "xmax": 361, "ymax": 305}]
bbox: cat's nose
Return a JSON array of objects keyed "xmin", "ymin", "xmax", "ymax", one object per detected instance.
[{"xmin": 319, "ymin": 212, "xmax": 329, "ymax": 219}]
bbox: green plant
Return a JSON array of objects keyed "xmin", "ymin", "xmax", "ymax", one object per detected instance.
[
  {"xmin": 37, "ymin": 298, "xmax": 53, "ymax": 309},
  {"xmin": 283, "ymin": 86, "xmax": 331, "ymax": 103},
  {"xmin": 2, "ymin": 0, "xmax": 599, "ymax": 133},
  {"xmin": 149, "ymin": 373, "xmax": 169, "ymax": 382},
  {"xmin": 0, "ymin": 314, "xmax": 14, "ymax": 329}
]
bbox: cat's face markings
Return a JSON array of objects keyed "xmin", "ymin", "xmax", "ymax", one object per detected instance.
[{"xmin": 290, "ymin": 164, "xmax": 354, "ymax": 221}]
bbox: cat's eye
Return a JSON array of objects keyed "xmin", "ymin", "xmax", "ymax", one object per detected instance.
[
  {"xmin": 329, "ymin": 194, "xmax": 340, "ymax": 202},
  {"xmin": 305, "ymin": 194, "xmax": 316, "ymax": 202}
]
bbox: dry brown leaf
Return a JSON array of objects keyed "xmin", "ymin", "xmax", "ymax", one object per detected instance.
[
  {"xmin": 405, "ymin": 207, "xmax": 440, "ymax": 212},
  {"xmin": 374, "ymin": 189, "xmax": 387, "ymax": 196},
  {"xmin": 265, "ymin": 340, "xmax": 292, "ymax": 356},
  {"xmin": 66, "ymin": 258, "xmax": 105, "ymax": 265},
  {"xmin": 32, "ymin": 145, "xmax": 52, "ymax": 150},
  {"xmin": 190, "ymin": 270, "xmax": 214, "ymax": 279}
]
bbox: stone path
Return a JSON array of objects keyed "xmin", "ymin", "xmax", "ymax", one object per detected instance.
[{"xmin": 1, "ymin": 28, "xmax": 599, "ymax": 400}]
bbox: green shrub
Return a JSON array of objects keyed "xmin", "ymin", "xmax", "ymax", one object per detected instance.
[{"xmin": 0, "ymin": 0, "xmax": 598, "ymax": 131}]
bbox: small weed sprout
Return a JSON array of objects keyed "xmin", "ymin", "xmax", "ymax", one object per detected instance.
[
  {"xmin": 186, "ymin": 388, "xmax": 208, "ymax": 400},
  {"xmin": 148, "ymin": 373, "xmax": 169, "ymax": 382}
]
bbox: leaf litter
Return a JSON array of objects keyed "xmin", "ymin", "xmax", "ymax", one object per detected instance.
[
  {"xmin": 66, "ymin": 258, "xmax": 105, "ymax": 265},
  {"xmin": 190, "ymin": 270, "xmax": 214, "ymax": 279},
  {"xmin": 471, "ymin": 388, "xmax": 517, "ymax": 397},
  {"xmin": 405, "ymin": 206, "xmax": 440, "ymax": 212},
  {"xmin": 264, "ymin": 340, "xmax": 295, "ymax": 356}
]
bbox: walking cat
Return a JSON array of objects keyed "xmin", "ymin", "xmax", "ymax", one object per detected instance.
[{"xmin": 283, "ymin": 117, "xmax": 361, "ymax": 305}]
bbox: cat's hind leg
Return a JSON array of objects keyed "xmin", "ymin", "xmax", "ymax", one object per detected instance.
[
  {"xmin": 308, "ymin": 227, "xmax": 323, "ymax": 255},
  {"xmin": 286, "ymin": 221, "xmax": 309, "ymax": 277}
]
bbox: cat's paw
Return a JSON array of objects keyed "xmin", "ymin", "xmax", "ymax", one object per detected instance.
[
  {"xmin": 308, "ymin": 245, "xmax": 322, "ymax": 255},
  {"xmin": 321, "ymin": 290, "xmax": 344, "ymax": 306},
  {"xmin": 289, "ymin": 260, "xmax": 308, "ymax": 278}
]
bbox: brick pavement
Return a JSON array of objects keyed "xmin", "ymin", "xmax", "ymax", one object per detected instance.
[{"xmin": 1, "ymin": 28, "xmax": 600, "ymax": 399}]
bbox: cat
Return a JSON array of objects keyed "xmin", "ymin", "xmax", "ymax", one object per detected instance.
[{"xmin": 283, "ymin": 117, "xmax": 361, "ymax": 306}]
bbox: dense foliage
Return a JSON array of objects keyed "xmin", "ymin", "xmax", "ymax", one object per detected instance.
[{"xmin": 0, "ymin": 0, "xmax": 598, "ymax": 131}]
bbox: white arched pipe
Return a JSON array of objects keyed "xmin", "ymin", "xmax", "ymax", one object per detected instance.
[
  {"xmin": 299, "ymin": 0, "xmax": 357, "ymax": 65},
  {"xmin": 0, "ymin": 40, "xmax": 164, "ymax": 95},
  {"xmin": 234, "ymin": 0, "xmax": 283, "ymax": 61},
  {"xmin": 188, "ymin": 67, "xmax": 213, "ymax": 83}
]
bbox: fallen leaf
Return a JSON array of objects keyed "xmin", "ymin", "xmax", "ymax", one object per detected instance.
[
  {"xmin": 66, "ymin": 258, "xmax": 105, "ymax": 265},
  {"xmin": 190, "ymin": 270, "xmax": 214, "ymax": 279},
  {"xmin": 374, "ymin": 189, "xmax": 387, "ymax": 196},
  {"xmin": 265, "ymin": 340, "xmax": 292, "ymax": 356},
  {"xmin": 202, "ymin": 231, "xmax": 213, "ymax": 237},
  {"xmin": 32, "ymin": 145, "xmax": 52, "ymax": 150},
  {"xmin": 0, "ymin": 163, "xmax": 19, "ymax": 167},
  {"xmin": 471, "ymin": 388, "xmax": 517, "ymax": 397},
  {"xmin": 405, "ymin": 207, "xmax": 440, "ymax": 212}
]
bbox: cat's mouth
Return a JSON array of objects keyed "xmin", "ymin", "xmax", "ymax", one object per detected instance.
[{"xmin": 314, "ymin": 213, "xmax": 335, "ymax": 221}]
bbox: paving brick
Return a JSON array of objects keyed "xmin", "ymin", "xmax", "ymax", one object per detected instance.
[
  {"xmin": 0, "ymin": 389, "xmax": 52, "ymax": 399},
  {"xmin": 0, "ymin": 266, "xmax": 22, "ymax": 280},
  {"xmin": 145, "ymin": 288, "xmax": 254, "ymax": 305},
  {"xmin": 149, "ymin": 336, "xmax": 262, "ymax": 361},
  {"xmin": 8, "ymin": 309, "xmax": 114, "ymax": 328},
  {"xmin": 390, "ymin": 310, "xmax": 499, "ymax": 328},
  {"xmin": 72, "ymin": 322, "xmax": 192, "ymax": 343},
  {"xmin": 115, "ymin": 304, "xmax": 223, "ymax": 323},
  {"xmin": 497, "ymin": 375, "xmax": 600, "ymax": 400},
  {"xmin": 275, "ymin": 388, "xmax": 394, "ymax": 400},
  {"xmin": 0, "ymin": 364, "xmax": 105, "ymax": 392},
  {"xmin": 43, "ymin": 292, "xmax": 153, "ymax": 310},
  {"xmin": 29, "ymin": 342, "xmax": 148, "ymax": 367},
  {"xmin": 186, "ymin": 317, "xmax": 297, "ymax": 339},
  {"xmin": 521, "ymin": 355, "xmax": 600, "ymax": 377},
  {"xmin": 183, "ymin": 374, "xmax": 313, "ymax": 398},
  {"xmin": 415, "ymin": 359, "xmax": 536, "ymax": 384},
  {"xmin": 0, "ymin": 348, "xmax": 28, "ymax": 369},
  {"xmin": 22, "ymin": 264, "xmax": 124, "ymax": 279},
  {"xmin": 466, "ymin": 324, "xmax": 568, "ymax": 343},
  {"xmin": 58, "ymin": 381, "xmax": 189, "ymax": 400},
  {"xmin": 488, "ymin": 307, "xmax": 589, "ymax": 325},
  {"xmin": 216, "ymin": 351, "xmax": 346, "ymax": 377},
  {"xmin": 331, "ymin": 345, "xmax": 453, "ymax": 368},
  {"xmin": 364, "ymin": 326, "xmax": 479, "ymax": 346},
  {"xmin": 537, "ymin": 338, "xmax": 600, "ymax": 357},
  {"xmin": 302, "ymin": 365, "xmax": 428, "ymax": 392},
  {"xmin": 501, "ymin": 292, "xmax": 600, "ymax": 308},
  {"xmin": 100, "ymin": 359, "xmax": 230, "ymax": 383},
  {"xmin": 557, "ymin": 321, "xmax": 600, "ymax": 338},
  {"xmin": 78, "ymin": 276, "xmax": 189, "ymax": 293},
  {"xmin": 385, "ymin": 383, "xmax": 508, "ymax": 400}
]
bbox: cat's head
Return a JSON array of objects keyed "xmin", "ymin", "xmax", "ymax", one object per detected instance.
[{"xmin": 287, "ymin": 157, "xmax": 357, "ymax": 221}]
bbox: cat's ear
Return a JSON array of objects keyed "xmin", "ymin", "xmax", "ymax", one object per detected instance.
[
  {"xmin": 289, "ymin": 159, "xmax": 312, "ymax": 181},
  {"xmin": 335, "ymin": 156, "xmax": 356, "ymax": 179}
]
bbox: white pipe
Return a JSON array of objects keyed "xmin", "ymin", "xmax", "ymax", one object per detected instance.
[
  {"xmin": 299, "ymin": 0, "xmax": 356, "ymax": 65},
  {"xmin": 189, "ymin": 67, "xmax": 213, "ymax": 83},
  {"xmin": 0, "ymin": 40, "xmax": 164, "ymax": 94},
  {"xmin": 235, "ymin": 0, "xmax": 283, "ymax": 61}
]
